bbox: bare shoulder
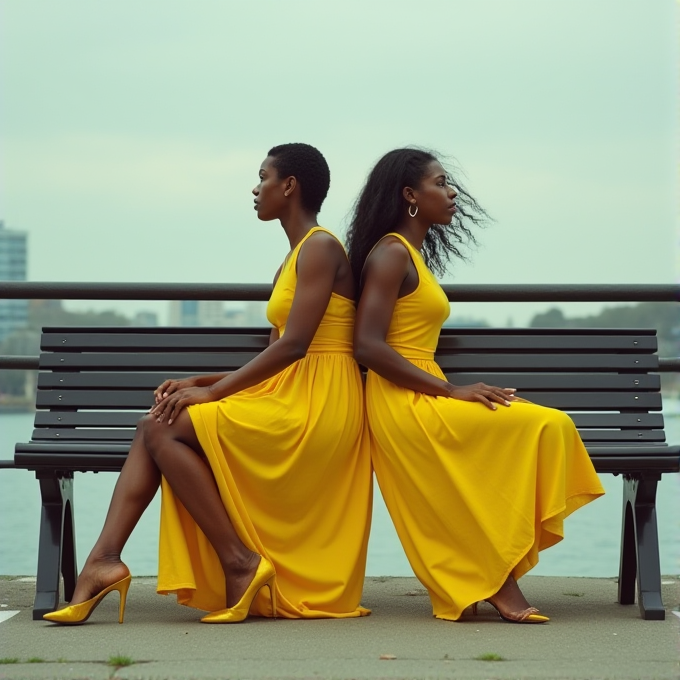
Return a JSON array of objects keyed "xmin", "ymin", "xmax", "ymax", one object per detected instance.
[
  {"xmin": 365, "ymin": 236, "xmax": 410, "ymax": 274},
  {"xmin": 299, "ymin": 230, "xmax": 345, "ymax": 264}
]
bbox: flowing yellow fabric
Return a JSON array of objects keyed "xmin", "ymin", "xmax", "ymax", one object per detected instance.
[
  {"xmin": 366, "ymin": 233, "xmax": 605, "ymax": 621},
  {"xmin": 157, "ymin": 227, "xmax": 372, "ymax": 618}
]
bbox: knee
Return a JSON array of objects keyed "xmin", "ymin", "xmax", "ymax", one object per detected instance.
[
  {"xmin": 546, "ymin": 408, "xmax": 577, "ymax": 436},
  {"xmin": 139, "ymin": 414, "xmax": 166, "ymax": 461}
]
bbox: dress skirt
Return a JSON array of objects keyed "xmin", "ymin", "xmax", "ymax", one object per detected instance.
[
  {"xmin": 157, "ymin": 351, "xmax": 372, "ymax": 618},
  {"xmin": 367, "ymin": 358, "xmax": 605, "ymax": 621}
]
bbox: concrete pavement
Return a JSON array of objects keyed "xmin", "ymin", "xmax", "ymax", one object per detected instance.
[{"xmin": 0, "ymin": 575, "xmax": 678, "ymax": 680}]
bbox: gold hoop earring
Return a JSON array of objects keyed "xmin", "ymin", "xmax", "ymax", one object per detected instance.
[{"xmin": 408, "ymin": 204, "xmax": 418, "ymax": 218}]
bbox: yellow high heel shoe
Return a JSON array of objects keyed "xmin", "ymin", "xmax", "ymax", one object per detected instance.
[
  {"xmin": 43, "ymin": 574, "xmax": 131, "ymax": 625},
  {"xmin": 471, "ymin": 600, "xmax": 549, "ymax": 624},
  {"xmin": 201, "ymin": 558, "xmax": 276, "ymax": 624}
]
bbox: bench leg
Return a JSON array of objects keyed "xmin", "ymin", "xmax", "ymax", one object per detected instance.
[
  {"xmin": 32, "ymin": 472, "xmax": 77, "ymax": 620},
  {"xmin": 61, "ymin": 490, "xmax": 77, "ymax": 602},
  {"xmin": 618, "ymin": 493, "xmax": 636, "ymax": 605},
  {"xmin": 618, "ymin": 474, "xmax": 665, "ymax": 621}
]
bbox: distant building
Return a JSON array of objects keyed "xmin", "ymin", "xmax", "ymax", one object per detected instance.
[
  {"xmin": 168, "ymin": 300, "xmax": 269, "ymax": 328},
  {"xmin": 169, "ymin": 300, "xmax": 227, "ymax": 327},
  {"xmin": 224, "ymin": 301, "xmax": 269, "ymax": 327},
  {"xmin": 0, "ymin": 221, "xmax": 29, "ymax": 342}
]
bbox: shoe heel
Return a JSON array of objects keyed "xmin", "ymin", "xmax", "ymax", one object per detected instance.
[
  {"xmin": 43, "ymin": 572, "xmax": 131, "ymax": 625},
  {"xmin": 116, "ymin": 575, "xmax": 132, "ymax": 624},
  {"xmin": 267, "ymin": 576, "xmax": 277, "ymax": 619},
  {"xmin": 200, "ymin": 557, "xmax": 276, "ymax": 624}
]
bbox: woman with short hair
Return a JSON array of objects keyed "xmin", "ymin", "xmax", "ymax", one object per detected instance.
[{"xmin": 44, "ymin": 143, "xmax": 372, "ymax": 625}]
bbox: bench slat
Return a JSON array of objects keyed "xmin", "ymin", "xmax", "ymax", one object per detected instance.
[
  {"xmin": 570, "ymin": 413, "xmax": 664, "ymax": 429},
  {"xmin": 577, "ymin": 431, "xmax": 666, "ymax": 442},
  {"xmin": 37, "ymin": 392, "xmax": 156, "ymax": 409},
  {"xmin": 436, "ymin": 335, "xmax": 657, "ymax": 352},
  {"xmin": 32, "ymin": 411, "xmax": 666, "ymax": 430},
  {"xmin": 441, "ymin": 374, "xmax": 660, "ymax": 391},
  {"xmin": 512, "ymin": 392, "xmax": 662, "ymax": 410},
  {"xmin": 41, "ymin": 326, "xmax": 656, "ymax": 336},
  {"xmin": 33, "ymin": 389, "xmax": 664, "ymax": 411},
  {"xmin": 434, "ymin": 355, "xmax": 658, "ymax": 371},
  {"xmin": 32, "ymin": 429, "xmax": 136, "ymax": 441},
  {"xmin": 37, "ymin": 371, "xmax": 662, "ymax": 391},
  {"xmin": 28, "ymin": 427, "xmax": 667, "ymax": 443},
  {"xmin": 38, "ymin": 352, "xmax": 658, "ymax": 371},
  {"xmin": 41, "ymin": 332, "xmax": 270, "ymax": 351},
  {"xmin": 38, "ymin": 372, "xmax": 205, "ymax": 389},
  {"xmin": 35, "ymin": 412, "xmax": 145, "ymax": 427},
  {"xmin": 40, "ymin": 352, "xmax": 260, "ymax": 370},
  {"xmin": 40, "ymin": 331, "xmax": 657, "ymax": 352},
  {"xmin": 437, "ymin": 328, "xmax": 657, "ymax": 336}
]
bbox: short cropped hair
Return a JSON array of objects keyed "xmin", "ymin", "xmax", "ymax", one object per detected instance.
[{"xmin": 268, "ymin": 143, "xmax": 330, "ymax": 214}]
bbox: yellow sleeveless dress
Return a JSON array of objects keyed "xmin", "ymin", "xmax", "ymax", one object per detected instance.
[
  {"xmin": 156, "ymin": 227, "xmax": 372, "ymax": 618},
  {"xmin": 366, "ymin": 233, "xmax": 605, "ymax": 621}
]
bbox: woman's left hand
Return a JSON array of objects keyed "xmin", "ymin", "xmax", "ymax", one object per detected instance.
[{"xmin": 149, "ymin": 386, "xmax": 215, "ymax": 425}]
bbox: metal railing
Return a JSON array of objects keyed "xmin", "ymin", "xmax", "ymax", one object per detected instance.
[
  {"xmin": 1, "ymin": 282, "xmax": 678, "ymax": 371},
  {"xmin": 1, "ymin": 281, "xmax": 679, "ymax": 302}
]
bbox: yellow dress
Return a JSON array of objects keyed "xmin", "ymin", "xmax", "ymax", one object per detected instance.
[
  {"xmin": 157, "ymin": 227, "xmax": 372, "ymax": 618},
  {"xmin": 366, "ymin": 233, "xmax": 605, "ymax": 621}
]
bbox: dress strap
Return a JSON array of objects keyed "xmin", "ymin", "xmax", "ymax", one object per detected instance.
[{"xmin": 385, "ymin": 232, "xmax": 419, "ymax": 255}]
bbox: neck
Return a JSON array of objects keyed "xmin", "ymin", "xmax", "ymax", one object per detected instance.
[
  {"xmin": 393, "ymin": 217, "xmax": 430, "ymax": 251},
  {"xmin": 280, "ymin": 208, "xmax": 320, "ymax": 250}
]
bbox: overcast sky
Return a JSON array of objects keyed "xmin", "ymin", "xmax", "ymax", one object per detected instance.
[{"xmin": 0, "ymin": 0, "xmax": 677, "ymax": 326}]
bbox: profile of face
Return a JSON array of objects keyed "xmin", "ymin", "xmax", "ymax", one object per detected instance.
[
  {"xmin": 405, "ymin": 160, "xmax": 458, "ymax": 225},
  {"xmin": 252, "ymin": 156, "xmax": 295, "ymax": 221}
]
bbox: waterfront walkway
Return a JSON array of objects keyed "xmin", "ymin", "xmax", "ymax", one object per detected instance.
[{"xmin": 0, "ymin": 575, "xmax": 678, "ymax": 680}]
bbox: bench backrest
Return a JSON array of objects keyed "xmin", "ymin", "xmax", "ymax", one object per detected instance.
[
  {"xmin": 435, "ymin": 327, "xmax": 663, "ymax": 446},
  {"xmin": 29, "ymin": 326, "xmax": 673, "ymax": 474},
  {"xmin": 34, "ymin": 327, "xmax": 270, "ymax": 437}
]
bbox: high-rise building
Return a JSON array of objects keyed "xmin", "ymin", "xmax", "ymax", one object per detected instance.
[{"xmin": 0, "ymin": 221, "xmax": 28, "ymax": 342}]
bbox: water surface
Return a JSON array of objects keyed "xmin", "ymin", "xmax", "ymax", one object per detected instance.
[{"xmin": 1, "ymin": 410, "xmax": 678, "ymax": 578}]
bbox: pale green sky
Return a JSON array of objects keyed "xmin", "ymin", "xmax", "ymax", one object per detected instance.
[{"xmin": 0, "ymin": 0, "xmax": 677, "ymax": 325}]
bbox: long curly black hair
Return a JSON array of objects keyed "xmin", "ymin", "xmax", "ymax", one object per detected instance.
[{"xmin": 345, "ymin": 148, "xmax": 489, "ymax": 288}]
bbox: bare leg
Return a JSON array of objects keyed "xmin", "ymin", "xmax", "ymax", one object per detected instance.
[
  {"xmin": 69, "ymin": 422, "xmax": 161, "ymax": 605},
  {"xmin": 487, "ymin": 574, "xmax": 539, "ymax": 616},
  {"xmin": 143, "ymin": 411, "xmax": 260, "ymax": 608}
]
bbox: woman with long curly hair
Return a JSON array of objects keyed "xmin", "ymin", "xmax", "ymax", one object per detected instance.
[{"xmin": 346, "ymin": 147, "xmax": 604, "ymax": 623}]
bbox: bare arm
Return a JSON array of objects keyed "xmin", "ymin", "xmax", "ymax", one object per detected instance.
[
  {"xmin": 354, "ymin": 240, "xmax": 453, "ymax": 397},
  {"xmin": 154, "ymin": 267, "xmax": 283, "ymax": 403},
  {"xmin": 152, "ymin": 234, "xmax": 343, "ymax": 422},
  {"xmin": 354, "ymin": 240, "xmax": 515, "ymax": 410}
]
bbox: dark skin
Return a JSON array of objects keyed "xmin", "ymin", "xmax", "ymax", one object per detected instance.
[
  {"xmin": 354, "ymin": 159, "xmax": 537, "ymax": 618},
  {"xmin": 67, "ymin": 156, "xmax": 353, "ymax": 611}
]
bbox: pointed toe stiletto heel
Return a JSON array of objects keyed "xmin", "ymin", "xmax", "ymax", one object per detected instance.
[
  {"xmin": 201, "ymin": 558, "xmax": 276, "ymax": 624},
  {"xmin": 43, "ymin": 574, "xmax": 132, "ymax": 625}
]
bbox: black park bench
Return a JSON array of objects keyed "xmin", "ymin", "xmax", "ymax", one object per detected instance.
[{"xmin": 7, "ymin": 326, "xmax": 680, "ymax": 620}]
